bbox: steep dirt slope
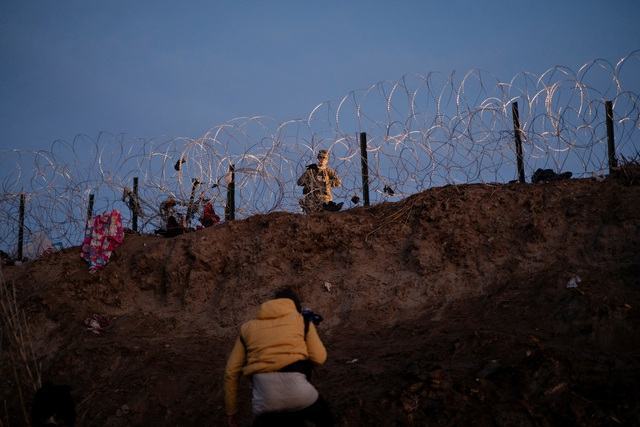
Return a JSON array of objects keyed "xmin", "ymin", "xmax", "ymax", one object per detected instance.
[{"xmin": 1, "ymin": 177, "xmax": 639, "ymax": 426}]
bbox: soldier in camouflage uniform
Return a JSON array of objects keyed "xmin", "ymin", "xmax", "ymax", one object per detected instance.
[{"xmin": 297, "ymin": 150, "xmax": 342, "ymax": 214}]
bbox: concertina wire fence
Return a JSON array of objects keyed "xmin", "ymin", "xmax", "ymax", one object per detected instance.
[{"xmin": 1, "ymin": 51, "xmax": 639, "ymax": 258}]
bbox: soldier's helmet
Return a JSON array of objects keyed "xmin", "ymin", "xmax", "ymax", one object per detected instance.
[{"xmin": 317, "ymin": 149, "xmax": 329, "ymax": 159}]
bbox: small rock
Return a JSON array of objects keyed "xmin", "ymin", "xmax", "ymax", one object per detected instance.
[
  {"xmin": 566, "ymin": 275, "xmax": 581, "ymax": 289},
  {"xmin": 544, "ymin": 382, "xmax": 567, "ymax": 396}
]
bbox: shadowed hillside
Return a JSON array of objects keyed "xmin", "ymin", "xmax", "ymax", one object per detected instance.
[{"xmin": 2, "ymin": 176, "xmax": 639, "ymax": 426}]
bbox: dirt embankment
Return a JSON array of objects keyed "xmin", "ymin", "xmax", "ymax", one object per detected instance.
[{"xmin": 2, "ymin": 177, "xmax": 639, "ymax": 426}]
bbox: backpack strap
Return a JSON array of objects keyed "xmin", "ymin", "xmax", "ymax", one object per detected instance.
[{"xmin": 304, "ymin": 316, "xmax": 310, "ymax": 338}]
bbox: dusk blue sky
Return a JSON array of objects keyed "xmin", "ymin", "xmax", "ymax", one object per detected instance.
[{"xmin": 1, "ymin": 0, "xmax": 639, "ymax": 151}]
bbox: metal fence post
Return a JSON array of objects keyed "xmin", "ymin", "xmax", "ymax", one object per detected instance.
[
  {"xmin": 186, "ymin": 178, "xmax": 201, "ymax": 225},
  {"xmin": 132, "ymin": 177, "xmax": 139, "ymax": 232},
  {"xmin": 86, "ymin": 193, "xmax": 94, "ymax": 227},
  {"xmin": 511, "ymin": 102, "xmax": 526, "ymax": 183},
  {"xmin": 17, "ymin": 193, "xmax": 25, "ymax": 260},
  {"xmin": 605, "ymin": 100, "xmax": 618, "ymax": 172},
  {"xmin": 360, "ymin": 132, "xmax": 370, "ymax": 206},
  {"xmin": 225, "ymin": 164, "xmax": 235, "ymax": 221}
]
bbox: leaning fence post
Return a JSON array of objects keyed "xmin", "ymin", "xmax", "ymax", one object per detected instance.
[
  {"xmin": 511, "ymin": 102, "xmax": 526, "ymax": 183},
  {"xmin": 225, "ymin": 164, "xmax": 235, "ymax": 221},
  {"xmin": 605, "ymin": 100, "xmax": 618, "ymax": 172},
  {"xmin": 186, "ymin": 178, "xmax": 201, "ymax": 225},
  {"xmin": 17, "ymin": 193, "xmax": 25, "ymax": 261},
  {"xmin": 359, "ymin": 132, "xmax": 370, "ymax": 206},
  {"xmin": 86, "ymin": 194, "xmax": 94, "ymax": 226},
  {"xmin": 132, "ymin": 177, "xmax": 139, "ymax": 232}
]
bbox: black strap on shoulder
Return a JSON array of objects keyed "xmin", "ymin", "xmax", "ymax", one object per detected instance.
[{"xmin": 304, "ymin": 316, "xmax": 310, "ymax": 338}]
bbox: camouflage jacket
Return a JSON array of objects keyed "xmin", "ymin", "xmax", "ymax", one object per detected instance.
[{"xmin": 296, "ymin": 164, "xmax": 341, "ymax": 202}]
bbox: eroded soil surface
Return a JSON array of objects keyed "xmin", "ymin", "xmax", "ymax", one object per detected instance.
[{"xmin": 2, "ymin": 177, "xmax": 639, "ymax": 426}]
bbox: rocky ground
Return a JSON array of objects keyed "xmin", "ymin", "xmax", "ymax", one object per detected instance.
[{"xmin": 1, "ymin": 174, "xmax": 639, "ymax": 426}]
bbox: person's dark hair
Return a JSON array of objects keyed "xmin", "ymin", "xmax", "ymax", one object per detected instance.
[{"xmin": 273, "ymin": 287, "xmax": 302, "ymax": 313}]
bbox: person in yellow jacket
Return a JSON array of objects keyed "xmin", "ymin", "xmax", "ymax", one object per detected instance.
[{"xmin": 224, "ymin": 288, "xmax": 334, "ymax": 427}]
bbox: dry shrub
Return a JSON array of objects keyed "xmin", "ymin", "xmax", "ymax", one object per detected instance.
[
  {"xmin": 0, "ymin": 267, "xmax": 42, "ymax": 426},
  {"xmin": 614, "ymin": 154, "xmax": 640, "ymax": 185}
]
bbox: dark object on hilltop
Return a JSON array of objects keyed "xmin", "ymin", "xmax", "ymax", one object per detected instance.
[
  {"xmin": 383, "ymin": 185, "xmax": 395, "ymax": 196},
  {"xmin": 613, "ymin": 155, "xmax": 640, "ymax": 185},
  {"xmin": 156, "ymin": 197, "xmax": 190, "ymax": 237},
  {"xmin": 32, "ymin": 383, "xmax": 76, "ymax": 427},
  {"xmin": 531, "ymin": 169, "xmax": 572, "ymax": 184},
  {"xmin": 323, "ymin": 201, "xmax": 343, "ymax": 212},
  {"xmin": 174, "ymin": 157, "xmax": 187, "ymax": 171},
  {"xmin": 155, "ymin": 216, "xmax": 188, "ymax": 237},
  {"xmin": 351, "ymin": 195, "xmax": 360, "ymax": 205},
  {"xmin": 200, "ymin": 200, "xmax": 220, "ymax": 228}
]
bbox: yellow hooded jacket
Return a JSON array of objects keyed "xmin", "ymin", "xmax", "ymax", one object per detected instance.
[{"xmin": 224, "ymin": 298, "xmax": 327, "ymax": 416}]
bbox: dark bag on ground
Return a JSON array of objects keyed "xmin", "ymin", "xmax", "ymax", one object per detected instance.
[
  {"xmin": 322, "ymin": 201, "xmax": 343, "ymax": 212},
  {"xmin": 532, "ymin": 168, "xmax": 572, "ymax": 183}
]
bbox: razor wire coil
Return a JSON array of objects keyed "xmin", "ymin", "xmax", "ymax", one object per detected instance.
[{"xmin": 1, "ymin": 51, "xmax": 639, "ymax": 257}]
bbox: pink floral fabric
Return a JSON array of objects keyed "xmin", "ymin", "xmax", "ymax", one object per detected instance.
[{"xmin": 81, "ymin": 210, "xmax": 124, "ymax": 272}]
